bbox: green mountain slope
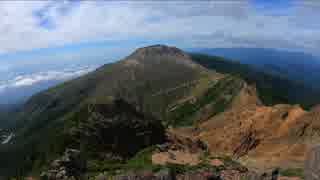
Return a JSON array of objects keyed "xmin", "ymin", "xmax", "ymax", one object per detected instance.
[
  {"xmin": 191, "ymin": 53, "xmax": 320, "ymax": 109},
  {"xmin": 2, "ymin": 46, "xmax": 318, "ymax": 178},
  {"xmin": 0, "ymin": 45, "xmax": 247, "ymax": 177}
]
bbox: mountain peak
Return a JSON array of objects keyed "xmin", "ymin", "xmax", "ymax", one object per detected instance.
[
  {"xmin": 125, "ymin": 45, "xmax": 204, "ymax": 70},
  {"xmin": 129, "ymin": 44, "xmax": 188, "ymax": 58}
]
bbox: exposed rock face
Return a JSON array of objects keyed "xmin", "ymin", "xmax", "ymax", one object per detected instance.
[
  {"xmin": 228, "ymin": 82, "xmax": 262, "ymax": 110},
  {"xmin": 193, "ymin": 83, "xmax": 319, "ymax": 170},
  {"xmin": 165, "ymin": 129, "xmax": 207, "ymax": 153},
  {"xmin": 40, "ymin": 149, "xmax": 85, "ymax": 180},
  {"xmin": 152, "ymin": 128, "xmax": 207, "ymax": 166},
  {"xmin": 155, "ymin": 82, "xmax": 314, "ymax": 170},
  {"xmin": 304, "ymin": 146, "xmax": 320, "ymax": 180},
  {"xmin": 233, "ymin": 130, "xmax": 260, "ymax": 159},
  {"xmin": 288, "ymin": 105, "xmax": 320, "ymax": 141}
]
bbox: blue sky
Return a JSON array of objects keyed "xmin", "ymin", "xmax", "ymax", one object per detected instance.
[
  {"xmin": 0, "ymin": 0, "xmax": 319, "ymax": 72},
  {"xmin": 0, "ymin": 0, "xmax": 319, "ymax": 104},
  {"xmin": 251, "ymin": 0, "xmax": 294, "ymax": 9}
]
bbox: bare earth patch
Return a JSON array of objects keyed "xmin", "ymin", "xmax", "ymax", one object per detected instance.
[
  {"xmin": 152, "ymin": 150, "xmax": 200, "ymax": 166},
  {"xmin": 209, "ymin": 158, "xmax": 224, "ymax": 167}
]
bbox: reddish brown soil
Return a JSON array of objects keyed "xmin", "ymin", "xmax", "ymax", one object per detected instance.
[{"xmin": 171, "ymin": 84, "xmax": 320, "ymax": 171}]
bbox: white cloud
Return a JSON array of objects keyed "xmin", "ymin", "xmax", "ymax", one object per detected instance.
[
  {"xmin": 0, "ymin": 1, "xmax": 318, "ymax": 55},
  {"xmin": 0, "ymin": 66, "xmax": 96, "ymax": 92}
]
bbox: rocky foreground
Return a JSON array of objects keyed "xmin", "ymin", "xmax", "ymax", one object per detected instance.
[
  {"xmin": 40, "ymin": 149, "xmax": 281, "ymax": 180},
  {"xmin": 39, "ymin": 128, "xmax": 308, "ymax": 180}
]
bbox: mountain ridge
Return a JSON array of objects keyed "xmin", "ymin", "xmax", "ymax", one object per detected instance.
[
  {"xmin": 191, "ymin": 53, "xmax": 320, "ymax": 109},
  {"xmin": 0, "ymin": 45, "xmax": 318, "ymax": 180},
  {"xmin": 0, "ymin": 45, "xmax": 234, "ymax": 177},
  {"xmin": 190, "ymin": 47, "xmax": 320, "ymax": 90}
]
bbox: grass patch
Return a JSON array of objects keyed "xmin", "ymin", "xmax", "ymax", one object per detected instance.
[
  {"xmin": 168, "ymin": 76, "xmax": 241, "ymax": 127},
  {"xmin": 87, "ymin": 159, "xmax": 124, "ymax": 172},
  {"xmin": 124, "ymin": 146, "xmax": 162, "ymax": 172},
  {"xmin": 87, "ymin": 146, "xmax": 163, "ymax": 175},
  {"xmin": 280, "ymin": 168, "xmax": 304, "ymax": 178}
]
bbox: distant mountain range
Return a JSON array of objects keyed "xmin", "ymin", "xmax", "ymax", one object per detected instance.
[
  {"xmin": 0, "ymin": 66, "xmax": 97, "ymax": 127},
  {"xmin": 189, "ymin": 48, "xmax": 320, "ymax": 90},
  {"xmin": 0, "ymin": 66, "xmax": 98, "ymax": 105},
  {"xmin": 191, "ymin": 53, "xmax": 320, "ymax": 109}
]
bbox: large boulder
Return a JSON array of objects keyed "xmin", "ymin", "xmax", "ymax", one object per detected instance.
[{"xmin": 40, "ymin": 148, "xmax": 85, "ymax": 180}]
